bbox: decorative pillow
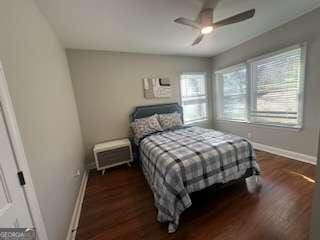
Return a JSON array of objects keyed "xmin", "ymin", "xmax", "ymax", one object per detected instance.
[
  {"xmin": 131, "ymin": 115, "xmax": 163, "ymax": 142},
  {"xmin": 158, "ymin": 112, "xmax": 183, "ymax": 130}
]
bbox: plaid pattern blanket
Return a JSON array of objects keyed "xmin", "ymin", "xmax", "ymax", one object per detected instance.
[{"xmin": 139, "ymin": 126, "xmax": 260, "ymax": 233}]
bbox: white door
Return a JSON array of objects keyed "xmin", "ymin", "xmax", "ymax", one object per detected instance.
[{"xmin": 0, "ymin": 102, "xmax": 33, "ymax": 228}]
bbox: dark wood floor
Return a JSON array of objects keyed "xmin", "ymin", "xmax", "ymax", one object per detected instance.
[{"xmin": 76, "ymin": 151, "xmax": 316, "ymax": 240}]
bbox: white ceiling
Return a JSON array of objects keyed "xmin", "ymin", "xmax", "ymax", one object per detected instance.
[{"xmin": 36, "ymin": 0, "xmax": 320, "ymax": 57}]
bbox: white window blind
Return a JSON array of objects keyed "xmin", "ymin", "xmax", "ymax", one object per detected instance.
[
  {"xmin": 214, "ymin": 43, "xmax": 306, "ymax": 129},
  {"xmin": 215, "ymin": 64, "xmax": 247, "ymax": 121},
  {"xmin": 180, "ymin": 73, "xmax": 208, "ymax": 123},
  {"xmin": 250, "ymin": 45, "xmax": 305, "ymax": 128}
]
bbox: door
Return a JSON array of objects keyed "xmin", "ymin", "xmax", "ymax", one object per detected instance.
[{"xmin": 0, "ymin": 102, "xmax": 33, "ymax": 228}]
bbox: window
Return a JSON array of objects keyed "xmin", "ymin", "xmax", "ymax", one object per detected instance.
[
  {"xmin": 180, "ymin": 73, "xmax": 208, "ymax": 123},
  {"xmin": 215, "ymin": 64, "xmax": 247, "ymax": 121},
  {"xmin": 249, "ymin": 45, "xmax": 305, "ymax": 127},
  {"xmin": 215, "ymin": 43, "xmax": 306, "ymax": 128}
]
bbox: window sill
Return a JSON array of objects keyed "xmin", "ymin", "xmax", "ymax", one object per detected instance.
[
  {"xmin": 185, "ymin": 119, "xmax": 209, "ymax": 126},
  {"xmin": 215, "ymin": 119, "xmax": 303, "ymax": 132},
  {"xmin": 216, "ymin": 119, "xmax": 247, "ymax": 124}
]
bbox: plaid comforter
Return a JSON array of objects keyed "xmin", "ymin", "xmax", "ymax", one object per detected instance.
[{"xmin": 139, "ymin": 126, "xmax": 260, "ymax": 233}]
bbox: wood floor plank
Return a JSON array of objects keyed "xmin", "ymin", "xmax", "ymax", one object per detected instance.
[{"xmin": 76, "ymin": 151, "xmax": 316, "ymax": 240}]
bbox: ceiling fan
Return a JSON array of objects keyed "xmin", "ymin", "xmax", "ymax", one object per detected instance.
[{"xmin": 174, "ymin": 0, "xmax": 256, "ymax": 46}]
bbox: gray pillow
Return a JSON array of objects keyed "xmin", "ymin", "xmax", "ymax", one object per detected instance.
[
  {"xmin": 131, "ymin": 115, "xmax": 162, "ymax": 142},
  {"xmin": 158, "ymin": 112, "xmax": 183, "ymax": 130}
]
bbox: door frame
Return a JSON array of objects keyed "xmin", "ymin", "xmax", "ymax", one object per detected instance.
[{"xmin": 0, "ymin": 62, "xmax": 48, "ymax": 240}]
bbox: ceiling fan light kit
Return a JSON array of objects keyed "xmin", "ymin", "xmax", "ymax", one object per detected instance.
[
  {"xmin": 174, "ymin": 1, "xmax": 256, "ymax": 46},
  {"xmin": 201, "ymin": 26, "xmax": 213, "ymax": 34}
]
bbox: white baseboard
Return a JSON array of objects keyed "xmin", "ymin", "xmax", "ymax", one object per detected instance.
[
  {"xmin": 66, "ymin": 170, "xmax": 89, "ymax": 240},
  {"xmin": 252, "ymin": 142, "xmax": 317, "ymax": 165}
]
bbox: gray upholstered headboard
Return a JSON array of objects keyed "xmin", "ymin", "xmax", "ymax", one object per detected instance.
[{"xmin": 130, "ymin": 103, "xmax": 183, "ymax": 123}]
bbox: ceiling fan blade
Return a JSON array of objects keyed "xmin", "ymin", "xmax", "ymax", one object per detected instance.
[
  {"xmin": 213, "ymin": 9, "xmax": 255, "ymax": 28},
  {"xmin": 174, "ymin": 17, "xmax": 201, "ymax": 29},
  {"xmin": 199, "ymin": 8, "xmax": 213, "ymax": 26},
  {"xmin": 192, "ymin": 34, "xmax": 204, "ymax": 46}
]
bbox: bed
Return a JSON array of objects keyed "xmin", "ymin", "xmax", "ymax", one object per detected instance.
[{"xmin": 130, "ymin": 103, "xmax": 260, "ymax": 233}]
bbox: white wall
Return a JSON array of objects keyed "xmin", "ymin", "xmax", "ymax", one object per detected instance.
[
  {"xmin": 67, "ymin": 50, "xmax": 212, "ymax": 163},
  {"xmin": 0, "ymin": 0, "xmax": 85, "ymax": 239},
  {"xmin": 212, "ymin": 7, "xmax": 320, "ymax": 157}
]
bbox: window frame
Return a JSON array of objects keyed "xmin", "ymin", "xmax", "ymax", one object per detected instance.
[
  {"xmin": 180, "ymin": 72, "xmax": 209, "ymax": 124},
  {"xmin": 215, "ymin": 63, "xmax": 248, "ymax": 123},
  {"xmin": 215, "ymin": 42, "xmax": 306, "ymax": 129}
]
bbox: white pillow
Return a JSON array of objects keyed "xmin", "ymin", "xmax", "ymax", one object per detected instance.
[{"xmin": 158, "ymin": 112, "xmax": 183, "ymax": 130}]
